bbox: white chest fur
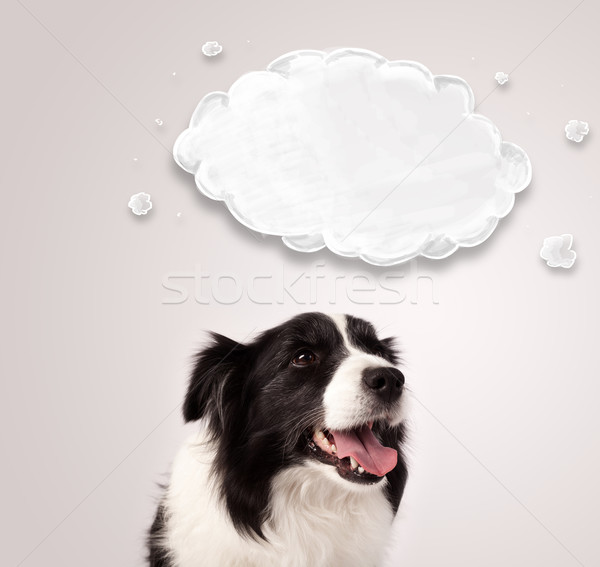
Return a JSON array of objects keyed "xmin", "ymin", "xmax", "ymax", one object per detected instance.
[{"xmin": 161, "ymin": 433, "xmax": 395, "ymax": 567}]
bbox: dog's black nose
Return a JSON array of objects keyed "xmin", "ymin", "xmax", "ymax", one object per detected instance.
[{"xmin": 362, "ymin": 367, "xmax": 404, "ymax": 404}]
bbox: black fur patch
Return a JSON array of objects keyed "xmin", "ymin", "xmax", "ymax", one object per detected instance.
[
  {"xmin": 182, "ymin": 313, "xmax": 350, "ymax": 539},
  {"xmin": 147, "ymin": 504, "xmax": 172, "ymax": 567},
  {"xmin": 345, "ymin": 314, "xmax": 400, "ymax": 364},
  {"xmin": 377, "ymin": 423, "xmax": 409, "ymax": 514}
]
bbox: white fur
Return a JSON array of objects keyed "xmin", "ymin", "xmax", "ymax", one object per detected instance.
[
  {"xmin": 162, "ymin": 431, "xmax": 393, "ymax": 567},
  {"xmin": 324, "ymin": 314, "xmax": 406, "ymax": 429}
]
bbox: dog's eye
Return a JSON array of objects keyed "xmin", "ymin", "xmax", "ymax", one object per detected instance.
[{"xmin": 291, "ymin": 350, "xmax": 317, "ymax": 367}]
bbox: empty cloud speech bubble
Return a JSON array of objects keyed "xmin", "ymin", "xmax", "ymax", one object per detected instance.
[{"xmin": 174, "ymin": 48, "xmax": 532, "ymax": 265}]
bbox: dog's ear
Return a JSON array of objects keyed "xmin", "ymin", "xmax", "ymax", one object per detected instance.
[{"xmin": 183, "ymin": 333, "xmax": 248, "ymax": 423}]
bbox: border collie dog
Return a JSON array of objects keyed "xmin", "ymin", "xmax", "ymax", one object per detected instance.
[{"xmin": 148, "ymin": 313, "xmax": 409, "ymax": 566}]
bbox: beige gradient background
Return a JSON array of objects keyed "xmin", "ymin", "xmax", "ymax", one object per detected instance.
[{"xmin": 2, "ymin": 0, "xmax": 598, "ymax": 565}]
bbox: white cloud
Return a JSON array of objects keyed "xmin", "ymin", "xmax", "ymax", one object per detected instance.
[
  {"xmin": 128, "ymin": 192, "xmax": 152, "ymax": 216},
  {"xmin": 495, "ymin": 72, "xmax": 509, "ymax": 85},
  {"xmin": 174, "ymin": 48, "xmax": 531, "ymax": 265},
  {"xmin": 565, "ymin": 120, "xmax": 589, "ymax": 142},
  {"xmin": 202, "ymin": 41, "xmax": 222, "ymax": 57},
  {"xmin": 540, "ymin": 234, "xmax": 576, "ymax": 269}
]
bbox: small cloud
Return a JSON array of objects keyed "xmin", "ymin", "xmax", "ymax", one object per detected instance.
[
  {"xmin": 565, "ymin": 120, "xmax": 589, "ymax": 142},
  {"xmin": 202, "ymin": 41, "xmax": 223, "ymax": 57},
  {"xmin": 128, "ymin": 192, "xmax": 153, "ymax": 216},
  {"xmin": 540, "ymin": 234, "xmax": 576, "ymax": 268},
  {"xmin": 155, "ymin": 118, "xmax": 164, "ymax": 126},
  {"xmin": 495, "ymin": 72, "xmax": 509, "ymax": 85}
]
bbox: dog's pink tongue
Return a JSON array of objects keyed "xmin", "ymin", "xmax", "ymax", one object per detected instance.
[{"xmin": 331, "ymin": 425, "xmax": 397, "ymax": 476}]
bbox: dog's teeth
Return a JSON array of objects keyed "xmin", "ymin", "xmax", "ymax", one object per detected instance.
[
  {"xmin": 357, "ymin": 466, "xmax": 364, "ymax": 474},
  {"xmin": 315, "ymin": 430, "xmax": 325, "ymax": 440},
  {"xmin": 331, "ymin": 444, "xmax": 337, "ymax": 454},
  {"xmin": 349, "ymin": 456, "xmax": 359, "ymax": 470}
]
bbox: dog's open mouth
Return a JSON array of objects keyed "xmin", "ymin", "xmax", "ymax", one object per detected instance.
[{"xmin": 303, "ymin": 422, "xmax": 397, "ymax": 485}]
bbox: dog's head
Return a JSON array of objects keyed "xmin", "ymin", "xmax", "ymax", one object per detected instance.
[{"xmin": 183, "ymin": 312, "xmax": 408, "ymax": 538}]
